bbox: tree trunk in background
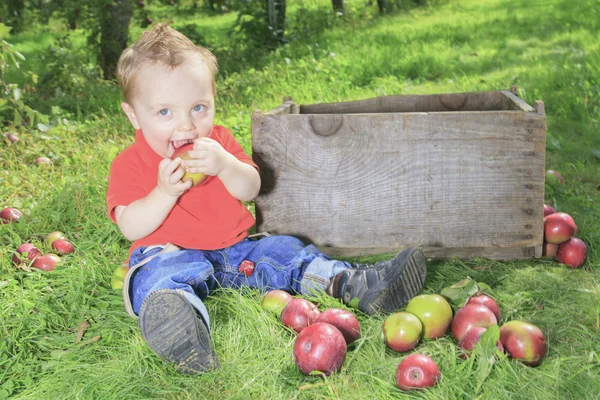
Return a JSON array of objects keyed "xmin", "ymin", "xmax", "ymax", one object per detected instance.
[
  {"xmin": 332, "ymin": 0, "xmax": 344, "ymax": 13},
  {"xmin": 376, "ymin": 0, "xmax": 389, "ymax": 14},
  {"xmin": 266, "ymin": 0, "xmax": 286, "ymax": 45},
  {"xmin": 7, "ymin": 0, "xmax": 25, "ymax": 33},
  {"xmin": 99, "ymin": 0, "xmax": 133, "ymax": 80}
]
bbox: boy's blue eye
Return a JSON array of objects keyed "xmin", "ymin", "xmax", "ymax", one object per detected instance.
[
  {"xmin": 192, "ymin": 105, "xmax": 205, "ymax": 113},
  {"xmin": 159, "ymin": 109, "xmax": 170, "ymax": 116}
]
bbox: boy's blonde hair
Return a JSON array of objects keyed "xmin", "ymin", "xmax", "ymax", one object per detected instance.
[{"xmin": 117, "ymin": 23, "xmax": 218, "ymax": 103}]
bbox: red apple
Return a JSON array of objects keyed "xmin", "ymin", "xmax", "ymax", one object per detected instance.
[
  {"xmin": 383, "ymin": 312, "xmax": 423, "ymax": 352},
  {"xmin": 280, "ymin": 298, "xmax": 320, "ymax": 333},
  {"xmin": 451, "ymin": 303, "xmax": 497, "ymax": 342},
  {"xmin": 111, "ymin": 263, "xmax": 129, "ymax": 289},
  {"xmin": 45, "ymin": 231, "xmax": 66, "ymax": 245},
  {"xmin": 467, "ymin": 294, "xmax": 501, "ymax": 322},
  {"xmin": 12, "ymin": 243, "xmax": 42, "ymax": 265},
  {"xmin": 542, "ymin": 241, "xmax": 558, "ymax": 258},
  {"xmin": 556, "ymin": 237, "xmax": 587, "ymax": 268},
  {"xmin": 293, "ymin": 322, "xmax": 347, "ymax": 376},
  {"xmin": 1, "ymin": 207, "xmax": 23, "ymax": 224},
  {"xmin": 171, "ymin": 143, "xmax": 207, "ymax": 187},
  {"xmin": 395, "ymin": 353, "xmax": 440, "ymax": 391},
  {"xmin": 52, "ymin": 239, "xmax": 75, "ymax": 255},
  {"xmin": 32, "ymin": 253, "xmax": 61, "ymax": 271},
  {"xmin": 261, "ymin": 289, "xmax": 293, "ymax": 316},
  {"xmin": 405, "ymin": 294, "xmax": 453, "ymax": 339},
  {"xmin": 36, "ymin": 156, "xmax": 52, "ymax": 166},
  {"xmin": 499, "ymin": 321, "xmax": 546, "ymax": 366},
  {"xmin": 544, "ymin": 212, "xmax": 577, "ymax": 244},
  {"xmin": 4, "ymin": 132, "xmax": 19, "ymax": 143},
  {"xmin": 543, "ymin": 204, "xmax": 556, "ymax": 217},
  {"xmin": 316, "ymin": 308, "xmax": 361, "ymax": 345},
  {"xmin": 545, "ymin": 170, "xmax": 564, "ymax": 187},
  {"xmin": 458, "ymin": 326, "xmax": 504, "ymax": 356}
]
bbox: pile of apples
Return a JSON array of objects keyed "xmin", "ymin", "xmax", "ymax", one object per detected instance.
[
  {"xmin": 543, "ymin": 170, "xmax": 587, "ymax": 268},
  {"xmin": 3, "ymin": 206, "xmax": 75, "ymax": 272}
]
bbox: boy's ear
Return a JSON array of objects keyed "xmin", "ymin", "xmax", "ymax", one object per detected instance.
[{"xmin": 121, "ymin": 102, "xmax": 141, "ymax": 130}]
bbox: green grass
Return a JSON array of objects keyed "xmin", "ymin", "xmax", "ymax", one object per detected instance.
[{"xmin": 1, "ymin": 0, "xmax": 599, "ymax": 398}]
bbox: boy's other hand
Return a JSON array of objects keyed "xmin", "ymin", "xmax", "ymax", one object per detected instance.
[
  {"xmin": 157, "ymin": 157, "xmax": 193, "ymax": 197},
  {"xmin": 183, "ymin": 137, "xmax": 235, "ymax": 177}
]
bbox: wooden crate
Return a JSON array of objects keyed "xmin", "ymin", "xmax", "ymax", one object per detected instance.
[{"xmin": 251, "ymin": 89, "xmax": 546, "ymax": 260}]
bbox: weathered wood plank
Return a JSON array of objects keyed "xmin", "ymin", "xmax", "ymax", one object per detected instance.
[
  {"xmin": 252, "ymin": 108, "xmax": 546, "ymax": 259},
  {"xmin": 501, "ymin": 91, "xmax": 535, "ymax": 112}
]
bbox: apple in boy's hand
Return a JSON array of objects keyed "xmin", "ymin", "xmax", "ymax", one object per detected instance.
[
  {"xmin": 261, "ymin": 289, "xmax": 293, "ymax": 316},
  {"xmin": 544, "ymin": 212, "xmax": 577, "ymax": 244},
  {"xmin": 405, "ymin": 294, "xmax": 453, "ymax": 339},
  {"xmin": 451, "ymin": 303, "xmax": 498, "ymax": 342},
  {"xmin": 395, "ymin": 353, "xmax": 440, "ymax": 391},
  {"xmin": 111, "ymin": 264, "xmax": 128, "ymax": 289},
  {"xmin": 316, "ymin": 308, "xmax": 361, "ymax": 345},
  {"xmin": 32, "ymin": 253, "xmax": 61, "ymax": 271},
  {"xmin": 45, "ymin": 231, "xmax": 66, "ymax": 245},
  {"xmin": 383, "ymin": 312, "xmax": 423, "ymax": 352},
  {"xmin": 556, "ymin": 237, "xmax": 587, "ymax": 268},
  {"xmin": 280, "ymin": 298, "xmax": 320, "ymax": 333},
  {"xmin": 545, "ymin": 170, "xmax": 564, "ymax": 187},
  {"xmin": 293, "ymin": 322, "xmax": 347, "ymax": 376},
  {"xmin": 1, "ymin": 207, "xmax": 23, "ymax": 224},
  {"xmin": 499, "ymin": 321, "xmax": 546, "ymax": 366},
  {"xmin": 52, "ymin": 239, "xmax": 75, "ymax": 255},
  {"xmin": 543, "ymin": 204, "xmax": 556, "ymax": 217},
  {"xmin": 466, "ymin": 294, "xmax": 501, "ymax": 321},
  {"xmin": 12, "ymin": 243, "xmax": 42, "ymax": 265},
  {"xmin": 171, "ymin": 143, "xmax": 207, "ymax": 187}
]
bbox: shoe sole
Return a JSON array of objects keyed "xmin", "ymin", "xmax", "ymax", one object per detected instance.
[
  {"xmin": 358, "ymin": 247, "xmax": 427, "ymax": 315},
  {"xmin": 139, "ymin": 289, "xmax": 219, "ymax": 373}
]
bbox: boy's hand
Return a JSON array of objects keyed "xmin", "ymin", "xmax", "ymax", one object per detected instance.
[
  {"xmin": 157, "ymin": 157, "xmax": 193, "ymax": 197},
  {"xmin": 183, "ymin": 137, "xmax": 235, "ymax": 177}
]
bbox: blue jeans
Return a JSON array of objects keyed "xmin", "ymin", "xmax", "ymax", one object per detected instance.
[{"xmin": 124, "ymin": 235, "xmax": 350, "ymax": 329}]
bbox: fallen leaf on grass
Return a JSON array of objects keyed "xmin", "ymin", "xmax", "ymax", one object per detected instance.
[
  {"xmin": 76, "ymin": 320, "xmax": 90, "ymax": 343},
  {"xmin": 18, "ymin": 263, "xmax": 32, "ymax": 272},
  {"xmin": 80, "ymin": 335, "xmax": 101, "ymax": 347}
]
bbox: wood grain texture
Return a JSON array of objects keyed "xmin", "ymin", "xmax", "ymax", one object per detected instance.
[{"xmin": 253, "ymin": 93, "xmax": 546, "ymax": 260}]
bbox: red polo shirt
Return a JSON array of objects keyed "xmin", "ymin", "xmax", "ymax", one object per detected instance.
[{"xmin": 106, "ymin": 126, "xmax": 257, "ymax": 254}]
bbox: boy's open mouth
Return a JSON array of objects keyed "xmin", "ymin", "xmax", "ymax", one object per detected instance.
[{"xmin": 171, "ymin": 139, "xmax": 193, "ymax": 151}]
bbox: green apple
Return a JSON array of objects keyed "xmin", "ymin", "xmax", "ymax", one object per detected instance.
[
  {"xmin": 405, "ymin": 294, "xmax": 453, "ymax": 339},
  {"xmin": 261, "ymin": 289, "xmax": 293, "ymax": 316},
  {"xmin": 45, "ymin": 231, "xmax": 66, "ymax": 245},
  {"xmin": 111, "ymin": 264, "xmax": 128, "ymax": 290},
  {"xmin": 383, "ymin": 312, "xmax": 423, "ymax": 352}
]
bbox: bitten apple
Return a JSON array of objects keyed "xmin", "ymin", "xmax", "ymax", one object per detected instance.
[
  {"xmin": 316, "ymin": 308, "xmax": 361, "ymax": 345},
  {"xmin": 467, "ymin": 294, "xmax": 501, "ymax": 322},
  {"xmin": 293, "ymin": 322, "xmax": 347, "ymax": 376},
  {"xmin": 556, "ymin": 237, "xmax": 587, "ymax": 268},
  {"xmin": 261, "ymin": 289, "xmax": 293, "ymax": 316},
  {"xmin": 32, "ymin": 254, "xmax": 61, "ymax": 271},
  {"xmin": 383, "ymin": 312, "xmax": 423, "ymax": 352},
  {"xmin": 451, "ymin": 303, "xmax": 498, "ymax": 342},
  {"xmin": 405, "ymin": 294, "xmax": 453, "ymax": 339},
  {"xmin": 1, "ymin": 207, "xmax": 23, "ymax": 224},
  {"xmin": 52, "ymin": 239, "xmax": 75, "ymax": 255},
  {"xmin": 12, "ymin": 243, "xmax": 42, "ymax": 265},
  {"xmin": 280, "ymin": 298, "xmax": 320, "ymax": 333},
  {"xmin": 499, "ymin": 321, "xmax": 546, "ymax": 367},
  {"xmin": 395, "ymin": 354, "xmax": 440, "ymax": 391},
  {"xmin": 544, "ymin": 212, "xmax": 577, "ymax": 244},
  {"xmin": 171, "ymin": 143, "xmax": 207, "ymax": 187}
]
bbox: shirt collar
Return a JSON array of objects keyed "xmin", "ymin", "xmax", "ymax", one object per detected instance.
[{"xmin": 134, "ymin": 129, "xmax": 163, "ymax": 164}]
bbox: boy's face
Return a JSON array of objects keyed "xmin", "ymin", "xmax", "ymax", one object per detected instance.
[{"xmin": 121, "ymin": 56, "xmax": 215, "ymax": 158}]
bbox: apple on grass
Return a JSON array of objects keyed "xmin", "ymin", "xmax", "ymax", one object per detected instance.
[
  {"xmin": 52, "ymin": 239, "xmax": 75, "ymax": 255},
  {"xmin": 32, "ymin": 254, "xmax": 61, "ymax": 271},
  {"xmin": 280, "ymin": 298, "xmax": 320, "ymax": 333},
  {"xmin": 36, "ymin": 156, "xmax": 52, "ymax": 166},
  {"xmin": 383, "ymin": 312, "xmax": 423, "ymax": 352},
  {"xmin": 545, "ymin": 170, "xmax": 564, "ymax": 188},
  {"xmin": 111, "ymin": 263, "xmax": 129, "ymax": 290},
  {"xmin": 451, "ymin": 303, "xmax": 498, "ymax": 342},
  {"xmin": 4, "ymin": 132, "xmax": 19, "ymax": 143},
  {"xmin": 467, "ymin": 294, "xmax": 501, "ymax": 322},
  {"xmin": 293, "ymin": 322, "xmax": 347, "ymax": 376},
  {"xmin": 1, "ymin": 207, "xmax": 23, "ymax": 224},
  {"xmin": 544, "ymin": 212, "xmax": 578, "ymax": 244},
  {"xmin": 543, "ymin": 204, "xmax": 556, "ymax": 217},
  {"xmin": 499, "ymin": 321, "xmax": 546, "ymax": 367},
  {"xmin": 457, "ymin": 326, "xmax": 504, "ymax": 356},
  {"xmin": 171, "ymin": 143, "xmax": 207, "ymax": 187},
  {"xmin": 12, "ymin": 243, "xmax": 42, "ymax": 265},
  {"xmin": 405, "ymin": 294, "xmax": 453, "ymax": 339},
  {"xmin": 261, "ymin": 289, "xmax": 293, "ymax": 316},
  {"xmin": 556, "ymin": 237, "xmax": 587, "ymax": 268},
  {"xmin": 45, "ymin": 231, "xmax": 66, "ymax": 245},
  {"xmin": 316, "ymin": 308, "xmax": 361, "ymax": 345},
  {"xmin": 395, "ymin": 354, "xmax": 440, "ymax": 391}
]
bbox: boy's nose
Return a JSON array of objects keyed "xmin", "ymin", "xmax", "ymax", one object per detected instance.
[{"xmin": 178, "ymin": 116, "xmax": 195, "ymax": 132}]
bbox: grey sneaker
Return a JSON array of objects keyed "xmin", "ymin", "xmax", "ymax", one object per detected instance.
[
  {"xmin": 139, "ymin": 289, "xmax": 219, "ymax": 374},
  {"xmin": 332, "ymin": 247, "xmax": 427, "ymax": 315}
]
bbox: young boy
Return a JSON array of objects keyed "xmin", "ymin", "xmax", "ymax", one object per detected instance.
[{"xmin": 107, "ymin": 23, "xmax": 427, "ymax": 374}]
